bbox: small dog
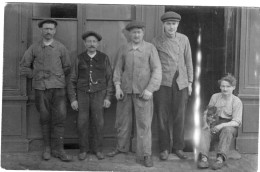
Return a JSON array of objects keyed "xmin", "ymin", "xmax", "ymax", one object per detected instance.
[{"xmin": 204, "ymin": 106, "xmax": 219, "ymax": 129}]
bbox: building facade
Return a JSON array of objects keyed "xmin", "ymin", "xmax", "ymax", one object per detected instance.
[{"xmin": 2, "ymin": 3, "xmax": 259, "ymax": 153}]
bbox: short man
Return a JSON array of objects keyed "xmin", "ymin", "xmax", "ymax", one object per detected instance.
[
  {"xmin": 107, "ymin": 21, "xmax": 162, "ymax": 167},
  {"xmin": 20, "ymin": 19, "xmax": 72, "ymax": 161},
  {"xmin": 153, "ymin": 11, "xmax": 193, "ymax": 160},
  {"xmin": 67, "ymin": 31, "xmax": 113, "ymax": 160}
]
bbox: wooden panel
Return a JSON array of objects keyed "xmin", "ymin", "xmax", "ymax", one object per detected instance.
[
  {"xmin": 247, "ymin": 9, "xmax": 260, "ymax": 86},
  {"xmin": 239, "ymin": 9, "xmax": 260, "ymax": 95},
  {"xmin": 84, "ymin": 20, "xmax": 129, "ymax": 68},
  {"xmin": 2, "ymin": 105, "xmax": 22, "ymax": 136},
  {"xmin": 242, "ymin": 104, "xmax": 259, "ymax": 133},
  {"xmin": 3, "ymin": 4, "xmax": 20, "ymax": 90},
  {"xmin": 85, "ymin": 4, "xmax": 132, "ymax": 20}
]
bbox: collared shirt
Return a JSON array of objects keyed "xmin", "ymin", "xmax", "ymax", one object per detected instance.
[
  {"xmin": 68, "ymin": 50, "xmax": 113, "ymax": 103},
  {"xmin": 152, "ymin": 32, "xmax": 193, "ymax": 90},
  {"xmin": 208, "ymin": 93, "xmax": 243, "ymax": 127},
  {"xmin": 20, "ymin": 40, "xmax": 71, "ymax": 90},
  {"xmin": 113, "ymin": 41, "xmax": 162, "ymax": 94}
]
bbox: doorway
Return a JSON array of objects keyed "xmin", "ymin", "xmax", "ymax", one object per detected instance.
[{"xmin": 165, "ymin": 6, "xmax": 237, "ymax": 151}]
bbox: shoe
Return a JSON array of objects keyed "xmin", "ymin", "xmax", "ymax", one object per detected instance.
[
  {"xmin": 96, "ymin": 152, "xmax": 105, "ymax": 160},
  {"xmin": 42, "ymin": 147, "xmax": 51, "ymax": 160},
  {"xmin": 212, "ymin": 157, "xmax": 225, "ymax": 170},
  {"xmin": 78, "ymin": 152, "xmax": 87, "ymax": 160},
  {"xmin": 144, "ymin": 155, "xmax": 153, "ymax": 167},
  {"xmin": 197, "ymin": 155, "xmax": 209, "ymax": 169},
  {"xmin": 173, "ymin": 150, "xmax": 188, "ymax": 159},
  {"xmin": 107, "ymin": 149, "xmax": 122, "ymax": 157},
  {"xmin": 160, "ymin": 150, "xmax": 169, "ymax": 160},
  {"xmin": 52, "ymin": 149, "xmax": 73, "ymax": 162}
]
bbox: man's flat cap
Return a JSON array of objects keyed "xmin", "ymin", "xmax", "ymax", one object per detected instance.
[
  {"xmin": 125, "ymin": 20, "xmax": 145, "ymax": 31},
  {"xmin": 81, "ymin": 31, "xmax": 102, "ymax": 41},
  {"xmin": 161, "ymin": 11, "xmax": 181, "ymax": 22},
  {"xmin": 38, "ymin": 18, "xmax": 58, "ymax": 28}
]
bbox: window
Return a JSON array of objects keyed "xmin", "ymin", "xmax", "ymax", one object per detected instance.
[{"xmin": 33, "ymin": 3, "xmax": 77, "ymax": 18}]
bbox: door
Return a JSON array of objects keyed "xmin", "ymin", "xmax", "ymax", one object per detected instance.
[{"xmin": 26, "ymin": 3, "xmax": 135, "ymax": 145}]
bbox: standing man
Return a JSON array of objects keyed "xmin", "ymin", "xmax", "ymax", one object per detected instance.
[
  {"xmin": 153, "ymin": 11, "xmax": 193, "ymax": 160},
  {"xmin": 107, "ymin": 21, "xmax": 162, "ymax": 167},
  {"xmin": 20, "ymin": 19, "xmax": 72, "ymax": 161},
  {"xmin": 67, "ymin": 31, "xmax": 113, "ymax": 160}
]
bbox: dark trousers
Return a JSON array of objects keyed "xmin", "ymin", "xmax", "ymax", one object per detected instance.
[
  {"xmin": 35, "ymin": 88, "xmax": 67, "ymax": 150},
  {"xmin": 154, "ymin": 73, "xmax": 188, "ymax": 152},
  {"xmin": 77, "ymin": 89, "xmax": 105, "ymax": 153}
]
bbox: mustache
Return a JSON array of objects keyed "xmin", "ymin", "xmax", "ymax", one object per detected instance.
[{"xmin": 88, "ymin": 46, "xmax": 96, "ymax": 48}]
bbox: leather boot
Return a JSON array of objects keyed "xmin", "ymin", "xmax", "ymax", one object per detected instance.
[
  {"xmin": 42, "ymin": 146, "xmax": 51, "ymax": 160},
  {"xmin": 144, "ymin": 155, "xmax": 153, "ymax": 167},
  {"xmin": 51, "ymin": 137, "xmax": 72, "ymax": 162}
]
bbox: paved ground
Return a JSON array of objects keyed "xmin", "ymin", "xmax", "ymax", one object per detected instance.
[{"xmin": 1, "ymin": 149, "xmax": 258, "ymax": 172}]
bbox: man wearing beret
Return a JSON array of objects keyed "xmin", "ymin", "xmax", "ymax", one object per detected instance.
[
  {"xmin": 67, "ymin": 31, "xmax": 113, "ymax": 160},
  {"xmin": 107, "ymin": 21, "xmax": 162, "ymax": 167},
  {"xmin": 152, "ymin": 11, "xmax": 193, "ymax": 160},
  {"xmin": 20, "ymin": 19, "xmax": 72, "ymax": 161}
]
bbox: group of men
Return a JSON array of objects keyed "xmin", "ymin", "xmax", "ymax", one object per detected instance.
[{"xmin": 20, "ymin": 11, "xmax": 193, "ymax": 167}]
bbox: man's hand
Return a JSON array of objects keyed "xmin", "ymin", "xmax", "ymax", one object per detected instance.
[
  {"xmin": 115, "ymin": 85, "xmax": 124, "ymax": 100},
  {"xmin": 140, "ymin": 89, "xmax": 153, "ymax": 100},
  {"xmin": 211, "ymin": 124, "xmax": 223, "ymax": 134},
  {"xmin": 20, "ymin": 68, "xmax": 33, "ymax": 78},
  {"xmin": 188, "ymin": 82, "xmax": 192, "ymax": 96},
  {"xmin": 71, "ymin": 100, "xmax": 79, "ymax": 111},
  {"xmin": 103, "ymin": 99, "xmax": 111, "ymax": 108}
]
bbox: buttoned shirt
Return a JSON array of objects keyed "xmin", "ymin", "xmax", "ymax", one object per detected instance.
[
  {"xmin": 208, "ymin": 93, "xmax": 243, "ymax": 127},
  {"xmin": 152, "ymin": 32, "xmax": 193, "ymax": 90},
  {"xmin": 20, "ymin": 40, "xmax": 71, "ymax": 90},
  {"xmin": 113, "ymin": 41, "xmax": 162, "ymax": 94},
  {"xmin": 68, "ymin": 50, "xmax": 113, "ymax": 103}
]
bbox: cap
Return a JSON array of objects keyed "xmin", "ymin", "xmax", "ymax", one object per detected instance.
[
  {"xmin": 38, "ymin": 18, "xmax": 58, "ymax": 28},
  {"xmin": 125, "ymin": 20, "xmax": 145, "ymax": 31},
  {"xmin": 161, "ymin": 11, "xmax": 181, "ymax": 22},
  {"xmin": 81, "ymin": 31, "xmax": 102, "ymax": 41}
]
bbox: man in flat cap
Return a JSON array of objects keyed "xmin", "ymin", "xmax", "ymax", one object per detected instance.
[
  {"xmin": 107, "ymin": 21, "xmax": 162, "ymax": 167},
  {"xmin": 67, "ymin": 31, "xmax": 113, "ymax": 160},
  {"xmin": 20, "ymin": 19, "xmax": 72, "ymax": 161},
  {"xmin": 152, "ymin": 11, "xmax": 193, "ymax": 160}
]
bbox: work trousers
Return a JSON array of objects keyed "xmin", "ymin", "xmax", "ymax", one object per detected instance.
[
  {"xmin": 77, "ymin": 90, "xmax": 105, "ymax": 153},
  {"xmin": 154, "ymin": 72, "xmax": 189, "ymax": 152},
  {"xmin": 115, "ymin": 94, "xmax": 153, "ymax": 158},
  {"xmin": 35, "ymin": 88, "xmax": 67, "ymax": 151},
  {"xmin": 198, "ymin": 118, "xmax": 237, "ymax": 160}
]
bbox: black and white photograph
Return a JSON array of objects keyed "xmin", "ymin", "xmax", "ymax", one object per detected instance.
[{"xmin": 1, "ymin": 0, "xmax": 259, "ymax": 171}]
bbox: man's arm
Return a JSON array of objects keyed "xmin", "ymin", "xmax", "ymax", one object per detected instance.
[
  {"xmin": 105, "ymin": 56, "xmax": 114, "ymax": 101},
  {"xmin": 145, "ymin": 45, "xmax": 162, "ymax": 93},
  {"xmin": 113, "ymin": 46, "xmax": 125, "ymax": 100},
  {"xmin": 184, "ymin": 37, "xmax": 193, "ymax": 83},
  {"xmin": 19, "ymin": 46, "xmax": 34, "ymax": 78},
  {"xmin": 60, "ymin": 46, "xmax": 71, "ymax": 76},
  {"xmin": 67, "ymin": 57, "xmax": 78, "ymax": 103}
]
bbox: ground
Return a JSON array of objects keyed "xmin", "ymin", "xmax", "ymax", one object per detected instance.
[{"xmin": 1, "ymin": 148, "xmax": 258, "ymax": 172}]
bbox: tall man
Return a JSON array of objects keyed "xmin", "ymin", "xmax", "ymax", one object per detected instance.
[
  {"xmin": 153, "ymin": 11, "xmax": 193, "ymax": 160},
  {"xmin": 107, "ymin": 21, "xmax": 162, "ymax": 167},
  {"xmin": 20, "ymin": 19, "xmax": 72, "ymax": 161},
  {"xmin": 68, "ymin": 31, "xmax": 113, "ymax": 160}
]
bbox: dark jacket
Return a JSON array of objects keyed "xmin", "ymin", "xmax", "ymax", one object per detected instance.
[{"xmin": 68, "ymin": 50, "xmax": 114, "ymax": 102}]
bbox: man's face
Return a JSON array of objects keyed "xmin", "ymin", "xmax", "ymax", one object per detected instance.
[
  {"xmin": 41, "ymin": 23, "xmax": 56, "ymax": 40},
  {"xmin": 129, "ymin": 28, "xmax": 144, "ymax": 44},
  {"xmin": 84, "ymin": 36, "xmax": 99, "ymax": 53},
  {"xmin": 220, "ymin": 80, "xmax": 235, "ymax": 96},
  {"xmin": 163, "ymin": 20, "xmax": 179, "ymax": 36}
]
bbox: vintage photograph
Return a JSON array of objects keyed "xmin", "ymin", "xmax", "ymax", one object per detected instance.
[{"xmin": 1, "ymin": 1, "xmax": 259, "ymax": 171}]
